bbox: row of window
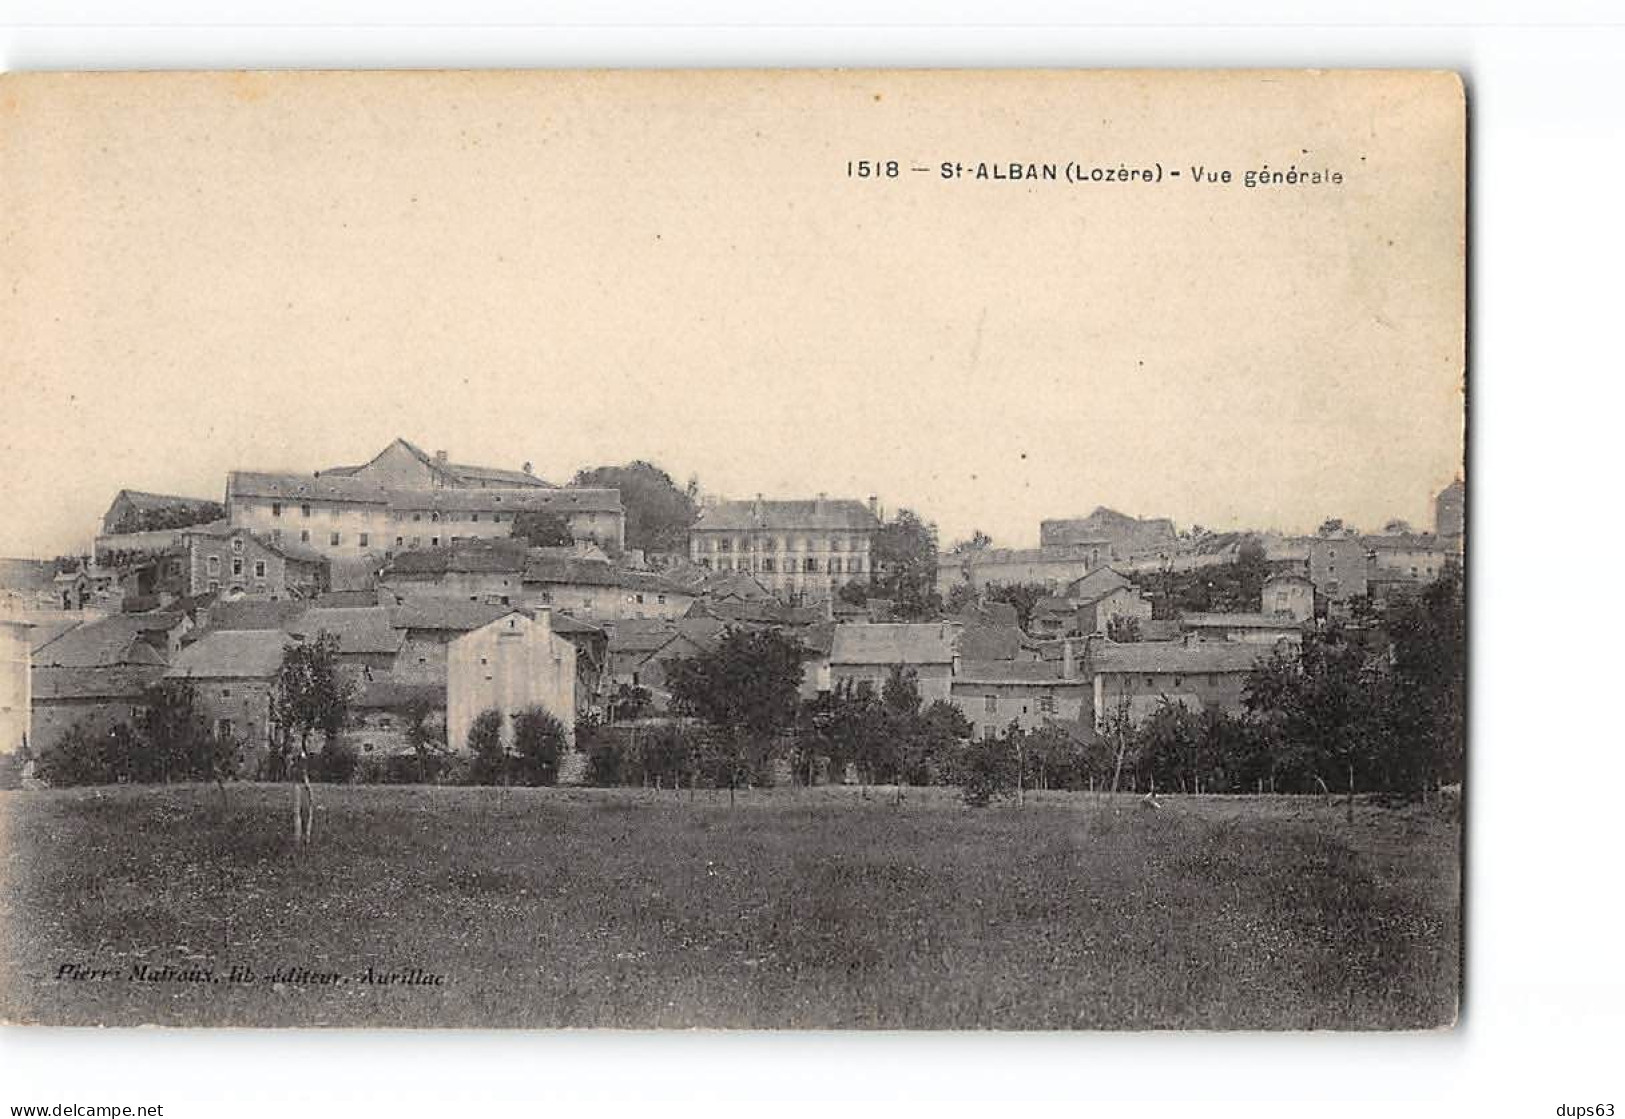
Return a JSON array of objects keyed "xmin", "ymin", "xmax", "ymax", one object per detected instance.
[
  {"xmin": 265, "ymin": 500, "xmax": 516, "ymax": 525},
  {"xmin": 206, "ymin": 555, "xmax": 269, "ymax": 579},
  {"xmin": 981, "ymin": 694, "xmax": 1059, "ymax": 714},
  {"xmin": 702, "ymin": 557, "xmax": 865, "ymax": 574},
  {"xmin": 700, "ymin": 535, "xmax": 863, "ymax": 554}
]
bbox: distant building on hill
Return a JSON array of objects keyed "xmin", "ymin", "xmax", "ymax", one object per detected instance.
[
  {"xmin": 688, "ymin": 494, "xmax": 881, "ymax": 604},
  {"xmin": 1040, "ymin": 507, "xmax": 1178, "ymax": 560}
]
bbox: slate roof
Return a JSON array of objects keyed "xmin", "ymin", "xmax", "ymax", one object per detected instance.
[
  {"xmin": 353, "ymin": 679, "xmax": 446, "ymax": 710},
  {"xmin": 607, "ymin": 619, "xmax": 681, "ymax": 655},
  {"xmin": 227, "ymin": 471, "xmax": 391, "ymax": 506},
  {"xmin": 321, "ymin": 439, "xmax": 555, "ymax": 489},
  {"xmin": 32, "ymin": 664, "xmax": 167, "ymax": 701},
  {"xmin": 521, "ymin": 556, "xmax": 685, "ymax": 594},
  {"xmin": 692, "ymin": 498, "xmax": 880, "ymax": 533},
  {"xmin": 1032, "ymin": 596, "xmax": 1076, "ymax": 617},
  {"xmin": 951, "ymin": 601, "xmax": 1021, "ymax": 628},
  {"xmin": 27, "ymin": 618, "xmax": 86, "ymax": 653},
  {"xmin": 830, "ymin": 623, "xmax": 961, "ymax": 666},
  {"xmin": 1065, "ymin": 566, "xmax": 1134, "ymax": 602},
  {"xmin": 386, "ymin": 540, "xmax": 528, "ymax": 576},
  {"xmin": 389, "ymin": 600, "xmax": 510, "ymax": 633},
  {"xmin": 958, "ymin": 624, "xmax": 1033, "ymax": 662},
  {"xmin": 1364, "ymin": 532, "xmax": 1446, "ymax": 552},
  {"xmin": 200, "ymin": 599, "xmax": 307, "ymax": 633},
  {"xmin": 0, "ymin": 558, "xmax": 59, "ymax": 595},
  {"xmin": 289, "ymin": 606, "xmax": 404, "ymax": 655},
  {"xmin": 312, "ymin": 589, "xmax": 383, "ymax": 608},
  {"xmin": 1089, "ymin": 641, "xmax": 1272, "ymax": 675},
  {"xmin": 168, "ymin": 629, "xmax": 290, "ymax": 679},
  {"xmin": 32, "ymin": 615, "xmax": 175, "ymax": 668},
  {"xmin": 685, "ymin": 598, "xmax": 820, "ymax": 627}
]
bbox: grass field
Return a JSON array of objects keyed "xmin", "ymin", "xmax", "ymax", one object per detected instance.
[{"xmin": 0, "ymin": 783, "xmax": 1459, "ymax": 1030}]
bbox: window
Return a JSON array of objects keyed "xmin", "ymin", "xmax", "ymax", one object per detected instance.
[
  {"xmin": 472, "ymin": 513, "xmax": 480, "ymax": 523},
  {"xmin": 719, "ymin": 539, "xmax": 733, "ymax": 553},
  {"xmin": 231, "ymin": 537, "xmax": 245, "ymax": 554},
  {"xmin": 330, "ymin": 532, "xmax": 341, "ymax": 546},
  {"xmin": 1173, "ymin": 676, "xmax": 1183, "ymax": 687},
  {"xmin": 359, "ymin": 533, "xmax": 369, "ymax": 548},
  {"xmin": 301, "ymin": 504, "xmax": 311, "ymax": 517},
  {"xmin": 396, "ymin": 536, "xmax": 404, "ymax": 547},
  {"xmin": 271, "ymin": 502, "xmax": 282, "ymax": 517},
  {"xmin": 222, "ymin": 688, "xmax": 232, "ymax": 698},
  {"xmin": 217, "ymin": 718, "xmax": 233, "ymax": 739},
  {"xmin": 658, "ymin": 594, "xmax": 667, "ymax": 605},
  {"xmin": 1039, "ymin": 694, "xmax": 1056, "ymax": 714},
  {"xmin": 1145, "ymin": 676, "xmax": 1155, "ymax": 687},
  {"xmin": 206, "ymin": 555, "xmax": 220, "ymax": 575},
  {"xmin": 1207, "ymin": 674, "xmax": 1219, "ymax": 685},
  {"xmin": 300, "ymin": 530, "xmax": 311, "ymax": 543},
  {"xmin": 635, "ymin": 593, "xmax": 645, "ymax": 604},
  {"xmin": 253, "ymin": 560, "xmax": 265, "ymax": 578},
  {"xmin": 208, "ymin": 580, "xmax": 220, "ymax": 591},
  {"xmin": 430, "ymin": 537, "xmax": 440, "ymax": 547},
  {"xmin": 761, "ymin": 558, "xmax": 775, "ymax": 573},
  {"xmin": 413, "ymin": 513, "xmax": 422, "ymax": 522},
  {"xmin": 984, "ymin": 696, "xmax": 997, "ymax": 713}
]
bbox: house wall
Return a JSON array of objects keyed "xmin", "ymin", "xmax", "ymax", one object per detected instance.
[
  {"xmin": 1091, "ymin": 669, "xmax": 1251, "ymax": 728},
  {"xmin": 1307, "ymin": 539, "xmax": 1368, "ymax": 602},
  {"xmin": 830, "ymin": 662, "xmax": 955, "ymax": 704},
  {"xmin": 1079, "ymin": 587, "xmax": 1153, "ymax": 634},
  {"xmin": 1, "ymin": 621, "xmax": 30, "ymax": 754},
  {"xmin": 230, "ymin": 497, "xmax": 388, "ymax": 561},
  {"xmin": 1262, "ymin": 578, "xmax": 1315, "ymax": 622},
  {"xmin": 187, "ymin": 678, "xmax": 276, "ymax": 760},
  {"xmin": 690, "ymin": 530, "xmax": 873, "ymax": 601},
  {"xmin": 394, "ymin": 632, "xmax": 454, "ymax": 685},
  {"xmin": 187, "ymin": 529, "xmax": 312, "ymax": 598},
  {"xmin": 1369, "ymin": 546, "xmax": 1448, "ymax": 583},
  {"xmin": 342, "ymin": 707, "xmax": 447, "ymax": 759},
  {"xmin": 520, "ymin": 581, "xmax": 693, "ymax": 623},
  {"xmin": 447, "ymin": 612, "xmax": 576, "ymax": 752},
  {"xmin": 950, "ymin": 680, "xmax": 1090, "ymax": 739},
  {"xmin": 30, "ymin": 697, "xmax": 145, "ymax": 754}
]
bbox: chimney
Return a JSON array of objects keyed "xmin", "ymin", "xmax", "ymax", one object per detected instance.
[
  {"xmin": 816, "ymin": 492, "xmax": 827, "ymax": 513},
  {"xmin": 434, "ymin": 450, "xmax": 448, "ymax": 464},
  {"xmin": 868, "ymin": 494, "xmax": 879, "ymax": 519},
  {"xmin": 522, "ymin": 461, "xmax": 533, "ymax": 476}
]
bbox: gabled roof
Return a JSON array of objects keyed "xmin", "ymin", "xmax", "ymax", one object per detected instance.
[
  {"xmin": 830, "ymin": 623, "xmax": 961, "ymax": 667},
  {"xmin": 32, "ymin": 663, "xmax": 167, "ymax": 701},
  {"xmin": 32, "ymin": 615, "xmax": 174, "ymax": 668},
  {"xmin": 1065, "ymin": 566, "xmax": 1133, "ymax": 602},
  {"xmin": 353, "ymin": 679, "xmax": 446, "ymax": 710},
  {"xmin": 289, "ymin": 606, "xmax": 404, "ymax": 655},
  {"xmin": 228, "ymin": 471, "xmax": 391, "ymax": 506},
  {"xmin": 198, "ymin": 598, "xmax": 307, "ymax": 634},
  {"xmin": 1032, "ymin": 596, "xmax": 1076, "ymax": 617},
  {"xmin": 323, "ymin": 438, "xmax": 555, "ymax": 489},
  {"xmin": 168, "ymin": 629, "xmax": 290, "ymax": 679},
  {"xmin": 959, "ymin": 624, "xmax": 1033, "ymax": 662},
  {"xmin": 522, "ymin": 556, "xmax": 685, "ymax": 594},
  {"xmin": 389, "ymin": 599, "xmax": 510, "ymax": 634},
  {"xmin": 547, "ymin": 613, "xmax": 605, "ymax": 639},
  {"xmin": 693, "ymin": 498, "xmax": 880, "ymax": 533},
  {"xmin": 607, "ymin": 619, "xmax": 681, "ymax": 655},
  {"xmin": 1089, "ymin": 640, "xmax": 1273, "ymax": 675},
  {"xmin": 386, "ymin": 540, "xmax": 528, "ymax": 577}
]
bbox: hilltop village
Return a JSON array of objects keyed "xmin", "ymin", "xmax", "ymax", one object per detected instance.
[{"xmin": 0, "ymin": 437, "xmax": 1464, "ymax": 787}]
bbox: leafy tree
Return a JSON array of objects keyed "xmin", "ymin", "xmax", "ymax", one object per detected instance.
[
  {"xmin": 836, "ymin": 580, "xmax": 872, "ymax": 608},
  {"xmin": 270, "ymin": 634, "xmax": 355, "ymax": 843},
  {"xmin": 981, "ymin": 582, "xmax": 1050, "ymax": 630},
  {"xmin": 467, "ymin": 707, "xmax": 507, "ymax": 785},
  {"xmin": 918, "ymin": 700, "xmax": 973, "ymax": 784},
  {"xmin": 949, "ymin": 529, "xmax": 993, "ymax": 554},
  {"xmin": 139, "ymin": 678, "xmax": 237, "ymax": 796},
  {"xmin": 512, "ymin": 705, "xmax": 568, "ymax": 786},
  {"xmin": 943, "ymin": 582, "xmax": 978, "ymax": 615},
  {"xmin": 403, "ymin": 695, "xmax": 450, "ymax": 784},
  {"xmin": 608, "ymin": 683, "xmax": 654, "ymax": 722},
  {"xmin": 870, "ymin": 508, "xmax": 943, "ymax": 621},
  {"xmin": 513, "ymin": 510, "xmax": 574, "ymax": 548},
  {"xmin": 1316, "ymin": 517, "xmax": 1351, "ymax": 538},
  {"xmin": 571, "ymin": 461, "xmax": 699, "ymax": 555},
  {"xmin": 1382, "ymin": 518, "xmax": 1415, "ymax": 536},
  {"xmin": 1106, "ymin": 615, "xmax": 1142, "ymax": 643},
  {"xmin": 666, "ymin": 627, "xmax": 809, "ymax": 801},
  {"xmin": 957, "ymin": 729, "xmax": 1018, "ymax": 807}
]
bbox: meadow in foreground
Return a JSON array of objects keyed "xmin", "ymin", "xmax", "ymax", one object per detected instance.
[{"xmin": 0, "ymin": 783, "xmax": 1459, "ymax": 1029}]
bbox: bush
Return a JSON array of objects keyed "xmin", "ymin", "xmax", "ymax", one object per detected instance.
[
  {"xmin": 512, "ymin": 705, "xmax": 567, "ymax": 787},
  {"xmin": 35, "ymin": 722, "xmax": 146, "ymax": 787},
  {"xmin": 312, "ymin": 739, "xmax": 359, "ymax": 783},
  {"xmin": 957, "ymin": 735, "xmax": 1018, "ymax": 808},
  {"xmin": 467, "ymin": 708, "xmax": 507, "ymax": 785}
]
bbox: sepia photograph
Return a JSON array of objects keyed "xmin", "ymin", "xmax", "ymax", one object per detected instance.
[{"xmin": 0, "ymin": 68, "xmax": 1465, "ymax": 1031}]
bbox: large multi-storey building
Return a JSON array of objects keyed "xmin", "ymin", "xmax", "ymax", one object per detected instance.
[
  {"xmin": 225, "ymin": 471, "xmax": 625, "ymax": 557},
  {"xmin": 687, "ymin": 495, "xmax": 882, "ymax": 603}
]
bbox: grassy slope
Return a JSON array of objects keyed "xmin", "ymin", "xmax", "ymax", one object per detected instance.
[{"xmin": 0, "ymin": 785, "xmax": 1459, "ymax": 1030}]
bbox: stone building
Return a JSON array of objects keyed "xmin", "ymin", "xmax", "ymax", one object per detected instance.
[
  {"xmin": 688, "ymin": 495, "xmax": 881, "ymax": 603},
  {"xmin": 446, "ymin": 609, "xmax": 576, "ymax": 753},
  {"xmin": 828, "ymin": 622, "xmax": 962, "ymax": 704},
  {"xmin": 182, "ymin": 521, "xmax": 327, "ymax": 599},
  {"xmin": 164, "ymin": 629, "xmax": 290, "ymax": 764}
]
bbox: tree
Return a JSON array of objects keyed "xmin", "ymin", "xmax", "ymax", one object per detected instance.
[
  {"xmin": 982, "ymin": 582, "xmax": 1049, "ymax": 630},
  {"xmin": 949, "ymin": 529, "xmax": 993, "ymax": 554},
  {"xmin": 270, "ymin": 634, "xmax": 354, "ymax": 845},
  {"xmin": 1316, "ymin": 518, "xmax": 1351, "ymax": 538},
  {"xmin": 513, "ymin": 511, "xmax": 574, "ymax": 548},
  {"xmin": 607, "ymin": 683, "xmax": 654, "ymax": 722},
  {"xmin": 944, "ymin": 582, "xmax": 978, "ymax": 615},
  {"xmin": 139, "ymin": 678, "xmax": 237, "ymax": 799},
  {"xmin": 870, "ymin": 508, "xmax": 942, "ymax": 620},
  {"xmin": 1382, "ymin": 518, "xmax": 1415, "ymax": 536},
  {"xmin": 571, "ymin": 461, "xmax": 699, "ymax": 555},
  {"xmin": 467, "ymin": 708, "xmax": 507, "ymax": 785},
  {"xmin": 957, "ymin": 728, "xmax": 1018, "ymax": 807},
  {"xmin": 666, "ymin": 627, "xmax": 810, "ymax": 802},
  {"xmin": 403, "ymin": 695, "xmax": 449, "ymax": 784},
  {"xmin": 836, "ymin": 580, "xmax": 872, "ymax": 608},
  {"xmin": 512, "ymin": 705, "xmax": 568, "ymax": 786}
]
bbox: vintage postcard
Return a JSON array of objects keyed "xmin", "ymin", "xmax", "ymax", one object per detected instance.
[{"xmin": 0, "ymin": 70, "xmax": 1464, "ymax": 1029}]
